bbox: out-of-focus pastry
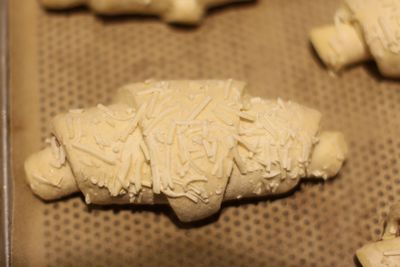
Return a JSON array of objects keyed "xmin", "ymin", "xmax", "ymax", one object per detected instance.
[
  {"xmin": 310, "ymin": 0, "xmax": 400, "ymax": 78},
  {"xmin": 39, "ymin": 0, "xmax": 249, "ymax": 25}
]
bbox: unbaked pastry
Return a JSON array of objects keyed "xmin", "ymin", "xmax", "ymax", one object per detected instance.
[
  {"xmin": 39, "ymin": 0, "xmax": 247, "ymax": 24},
  {"xmin": 310, "ymin": 0, "xmax": 400, "ymax": 78},
  {"xmin": 25, "ymin": 80, "xmax": 348, "ymax": 222},
  {"xmin": 356, "ymin": 202, "xmax": 400, "ymax": 267}
]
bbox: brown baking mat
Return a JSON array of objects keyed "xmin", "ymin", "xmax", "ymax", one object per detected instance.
[{"xmin": 9, "ymin": 0, "xmax": 400, "ymax": 266}]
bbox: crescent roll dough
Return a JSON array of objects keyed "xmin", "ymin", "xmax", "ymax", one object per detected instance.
[
  {"xmin": 39, "ymin": 0, "xmax": 246, "ymax": 24},
  {"xmin": 356, "ymin": 202, "xmax": 400, "ymax": 267},
  {"xmin": 25, "ymin": 80, "xmax": 348, "ymax": 222},
  {"xmin": 310, "ymin": 0, "xmax": 400, "ymax": 78}
]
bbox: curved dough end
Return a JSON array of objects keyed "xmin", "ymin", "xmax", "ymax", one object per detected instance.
[
  {"xmin": 307, "ymin": 131, "xmax": 348, "ymax": 179},
  {"xmin": 24, "ymin": 147, "xmax": 78, "ymax": 200},
  {"xmin": 310, "ymin": 24, "xmax": 370, "ymax": 71}
]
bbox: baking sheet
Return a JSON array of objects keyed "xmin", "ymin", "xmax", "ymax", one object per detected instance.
[
  {"xmin": 9, "ymin": 0, "xmax": 400, "ymax": 266},
  {"xmin": 1, "ymin": 0, "xmax": 11, "ymax": 265}
]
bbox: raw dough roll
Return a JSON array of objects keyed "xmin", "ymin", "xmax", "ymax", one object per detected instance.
[
  {"xmin": 310, "ymin": 0, "xmax": 400, "ymax": 78},
  {"xmin": 39, "ymin": 0, "xmax": 247, "ymax": 24},
  {"xmin": 25, "ymin": 80, "xmax": 348, "ymax": 222}
]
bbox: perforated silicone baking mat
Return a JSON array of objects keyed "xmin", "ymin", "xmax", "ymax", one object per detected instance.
[{"xmin": 8, "ymin": 0, "xmax": 400, "ymax": 266}]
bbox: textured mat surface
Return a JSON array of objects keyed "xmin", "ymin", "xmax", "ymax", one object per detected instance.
[{"xmin": 9, "ymin": 0, "xmax": 400, "ymax": 266}]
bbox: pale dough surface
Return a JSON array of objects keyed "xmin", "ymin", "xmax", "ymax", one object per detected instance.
[
  {"xmin": 357, "ymin": 238, "xmax": 400, "ymax": 267},
  {"xmin": 357, "ymin": 203, "xmax": 400, "ymax": 267}
]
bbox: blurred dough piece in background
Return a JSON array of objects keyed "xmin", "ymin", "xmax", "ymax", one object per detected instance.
[
  {"xmin": 310, "ymin": 0, "xmax": 400, "ymax": 78},
  {"xmin": 39, "ymin": 0, "xmax": 251, "ymax": 25}
]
